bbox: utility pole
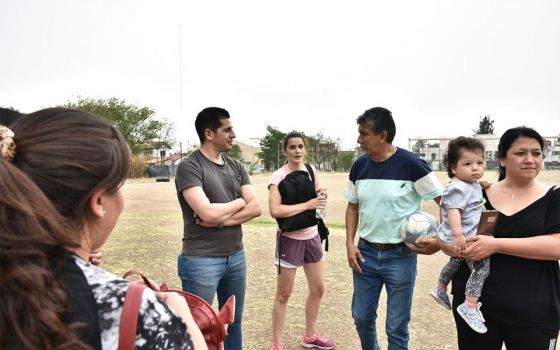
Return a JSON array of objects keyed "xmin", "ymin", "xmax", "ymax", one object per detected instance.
[
  {"xmin": 177, "ymin": 25, "xmax": 184, "ymax": 163},
  {"xmin": 277, "ymin": 140, "xmax": 281, "ymax": 170},
  {"xmin": 178, "ymin": 25, "xmax": 183, "ymax": 115}
]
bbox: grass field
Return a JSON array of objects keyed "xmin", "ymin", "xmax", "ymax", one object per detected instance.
[{"xmin": 103, "ymin": 170, "xmax": 560, "ymax": 350}]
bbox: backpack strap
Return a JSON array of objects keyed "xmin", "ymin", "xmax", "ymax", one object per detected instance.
[
  {"xmin": 304, "ymin": 163, "xmax": 315, "ymax": 189},
  {"xmin": 304, "ymin": 163, "xmax": 329, "ymax": 251},
  {"xmin": 277, "ymin": 228, "xmax": 282, "ymax": 274}
]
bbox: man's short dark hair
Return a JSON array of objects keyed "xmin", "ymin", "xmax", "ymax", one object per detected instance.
[
  {"xmin": 356, "ymin": 107, "xmax": 396, "ymax": 143},
  {"xmin": 0, "ymin": 107, "xmax": 24, "ymax": 126},
  {"xmin": 195, "ymin": 107, "xmax": 230, "ymax": 144}
]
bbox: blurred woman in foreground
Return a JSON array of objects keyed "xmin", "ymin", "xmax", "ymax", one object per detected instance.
[{"xmin": 0, "ymin": 108, "xmax": 205, "ymax": 349}]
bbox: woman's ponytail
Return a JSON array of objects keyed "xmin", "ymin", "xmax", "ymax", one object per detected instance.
[{"xmin": 0, "ymin": 159, "xmax": 90, "ymax": 350}]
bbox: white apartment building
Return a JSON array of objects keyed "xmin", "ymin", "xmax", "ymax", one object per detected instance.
[{"xmin": 408, "ymin": 134, "xmax": 560, "ymax": 170}]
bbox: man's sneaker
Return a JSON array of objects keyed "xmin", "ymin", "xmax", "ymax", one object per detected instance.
[
  {"xmin": 430, "ymin": 287, "xmax": 452, "ymax": 310},
  {"xmin": 457, "ymin": 302, "xmax": 487, "ymax": 334},
  {"xmin": 301, "ymin": 332, "xmax": 335, "ymax": 349},
  {"xmin": 270, "ymin": 344, "xmax": 283, "ymax": 350}
]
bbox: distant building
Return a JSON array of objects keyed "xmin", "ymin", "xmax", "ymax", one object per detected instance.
[
  {"xmin": 408, "ymin": 134, "xmax": 560, "ymax": 170},
  {"xmin": 146, "ymin": 151, "xmax": 182, "ymax": 165},
  {"xmin": 234, "ymin": 139, "xmax": 264, "ymax": 173},
  {"xmin": 139, "ymin": 141, "xmax": 179, "ymax": 165}
]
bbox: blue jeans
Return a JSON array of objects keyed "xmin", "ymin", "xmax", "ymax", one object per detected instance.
[
  {"xmin": 352, "ymin": 239, "xmax": 417, "ymax": 350},
  {"xmin": 177, "ymin": 249, "xmax": 247, "ymax": 350}
]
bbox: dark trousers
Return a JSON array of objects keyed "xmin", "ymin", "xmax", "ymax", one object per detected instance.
[{"xmin": 453, "ymin": 302, "xmax": 558, "ymax": 350}]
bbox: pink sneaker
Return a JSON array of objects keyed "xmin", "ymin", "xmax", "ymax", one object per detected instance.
[
  {"xmin": 270, "ymin": 344, "xmax": 283, "ymax": 350},
  {"xmin": 301, "ymin": 332, "xmax": 335, "ymax": 349}
]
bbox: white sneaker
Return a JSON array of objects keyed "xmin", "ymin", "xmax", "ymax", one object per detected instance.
[
  {"xmin": 457, "ymin": 302, "xmax": 487, "ymax": 334},
  {"xmin": 430, "ymin": 287, "xmax": 452, "ymax": 310}
]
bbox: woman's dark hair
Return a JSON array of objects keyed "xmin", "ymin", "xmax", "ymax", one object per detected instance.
[
  {"xmin": 1, "ymin": 108, "xmax": 130, "ymax": 349},
  {"xmin": 443, "ymin": 136, "xmax": 485, "ymax": 178},
  {"xmin": 283, "ymin": 131, "xmax": 306, "ymax": 151},
  {"xmin": 497, "ymin": 126, "xmax": 544, "ymax": 181},
  {"xmin": 11, "ymin": 108, "xmax": 130, "ymax": 227},
  {"xmin": 0, "ymin": 161, "xmax": 90, "ymax": 350}
]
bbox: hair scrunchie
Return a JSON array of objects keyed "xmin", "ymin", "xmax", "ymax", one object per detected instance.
[{"xmin": 0, "ymin": 125, "xmax": 16, "ymax": 162}]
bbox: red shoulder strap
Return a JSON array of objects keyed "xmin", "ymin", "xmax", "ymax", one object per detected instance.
[
  {"xmin": 121, "ymin": 269, "xmax": 235, "ymax": 350},
  {"xmin": 119, "ymin": 283, "xmax": 146, "ymax": 350}
]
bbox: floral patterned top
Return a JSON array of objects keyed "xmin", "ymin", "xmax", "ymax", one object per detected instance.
[{"xmin": 73, "ymin": 256, "xmax": 194, "ymax": 349}]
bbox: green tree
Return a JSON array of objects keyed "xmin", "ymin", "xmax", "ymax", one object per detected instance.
[
  {"xmin": 473, "ymin": 115, "xmax": 495, "ymax": 135},
  {"xmin": 412, "ymin": 139, "xmax": 426, "ymax": 156},
  {"xmin": 258, "ymin": 126, "xmax": 286, "ymax": 170},
  {"xmin": 227, "ymin": 144, "xmax": 243, "ymax": 161},
  {"xmin": 336, "ymin": 150, "xmax": 356, "ymax": 171},
  {"xmin": 64, "ymin": 97, "xmax": 175, "ymax": 155},
  {"xmin": 306, "ymin": 132, "xmax": 339, "ymax": 171}
]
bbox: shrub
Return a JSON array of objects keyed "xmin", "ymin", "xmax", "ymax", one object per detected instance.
[{"xmin": 129, "ymin": 156, "xmax": 148, "ymax": 178}]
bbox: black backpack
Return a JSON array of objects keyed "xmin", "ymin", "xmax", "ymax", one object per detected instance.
[
  {"xmin": 276, "ymin": 164, "xmax": 329, "ymax": 248},
  {"xmin": 276, "ymin": 165, "xmax": 318, "ymax": 232}
]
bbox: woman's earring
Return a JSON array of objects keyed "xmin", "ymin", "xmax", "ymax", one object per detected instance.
[{"xmin": 103, "ymin": 210, "xmax": 107, "ymax": 216}]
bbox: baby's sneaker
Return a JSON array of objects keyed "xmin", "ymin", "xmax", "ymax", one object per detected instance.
[
  {"xmin": 457, "ymin": 302, "xmax": 487, "ymax": 334},
  {"xmin": 430, "ymin": 287, "xmax": 452, "ymax": 310},
  {"xmin": 270, "ymin": 344, "xmax": 283, "ymax": 350}
]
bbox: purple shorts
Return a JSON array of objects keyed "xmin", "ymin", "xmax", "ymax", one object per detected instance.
[{"xmin": 275, "ymin": 233, "xmax": 324, "ymax": 268}]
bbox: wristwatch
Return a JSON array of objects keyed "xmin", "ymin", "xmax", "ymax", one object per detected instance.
[{"xmin": 217, "ymin": 223, "xmax": 224, "ymax": 229}]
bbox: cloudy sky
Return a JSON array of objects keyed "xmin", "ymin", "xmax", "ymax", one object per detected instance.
[{"xmin": 1, "ymin": 0, "xmax": 559, "ymax": 150}]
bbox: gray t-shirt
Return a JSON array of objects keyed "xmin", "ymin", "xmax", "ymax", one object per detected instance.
[
  {"xmin": 175, "ymin": 150, "xmax": 251, "ymax": 256},
  {"xmin": 436, "ymin": 180, "xmax": 485, "ymax": 242}
]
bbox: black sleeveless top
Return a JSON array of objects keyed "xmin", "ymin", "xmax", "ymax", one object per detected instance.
[{"xmin": 50, "ymin": 251, "xmax": 102, "ymax": 349}]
